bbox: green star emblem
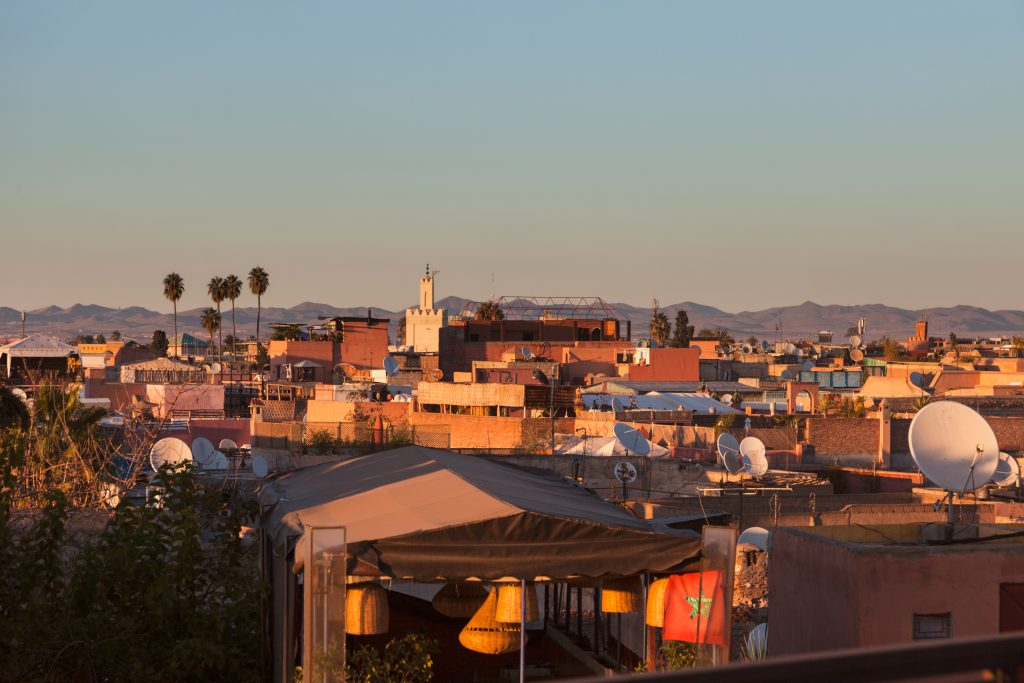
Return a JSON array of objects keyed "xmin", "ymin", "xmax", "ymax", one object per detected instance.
[{"xmin": 686, "ymin": 592, "xmax": 713, "ymax": 619}]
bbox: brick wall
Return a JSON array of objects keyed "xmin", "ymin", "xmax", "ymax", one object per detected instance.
[
  {"xmin": 408, "ymin": 412, "xmax": 572, "ymax": 450},
  {"xmin": 806, "ymin": 417, "xmax": 879, "ymax": 456}
]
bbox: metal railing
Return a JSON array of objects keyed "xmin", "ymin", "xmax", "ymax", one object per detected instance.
[{"xmin": 565, "ymin": 632, "xmax": 1024, "ymax": 682}]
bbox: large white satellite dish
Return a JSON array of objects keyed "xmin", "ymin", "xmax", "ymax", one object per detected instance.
[
  {"xmin": 208, "ymin": 451, "xmax": 228, "ymax": 471},
  {"xmin": 717, "ymin": 433, "xmax": 743, "ymax": 474},
  {"xmin": 784, "ymin": 343, "xmax": 798, "ymax": 355},
  {"xmin": 251, "ymin": 454, "xmax": 269, "ymax": 478},
  {"xmin": 11, "ymin": 388, "xmax": 28, "ymax": 403},
  {"xmin": 218, "ymin": 438, "xmax": 238, "ymax": 451},
  {"xmin": 191, "ymin": 437, "xmax": 215, "ymax": 466},
  {"xmin": 991, "ymin": 452, "xmax": 1020, "ymax": 488},
  {"xmin": 740, "ymin": 437, "xmax": 768, "ymax": 477},
  {"xmin": 737, "ymin": 526, "xmax": 769, "ymax": 551},
  {"xmin": 149, "ymin": 437, "xmax": 192, "ymax": 471},
  {"xmin": 613, "ymin": 423, "xmax": 651, "ymax": 457},
  {"xmin": 908, "ymin": 401, "xmax": 999, "ymax": 494},
  {"xmin": 849, "ymin": 335, "xmax": 862, "ymax": 347}
]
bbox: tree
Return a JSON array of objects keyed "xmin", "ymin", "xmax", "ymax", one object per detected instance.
[
  {"xmin": 111, "ymin": 330, "xmax": 121, "ymax": 341},
  {"xmin": 650, "ymin": 311, "xmax": 670, "ymax": 347},
  {"xmin": 396, "ymin": 316, "xmax": 407, "ymax": 345},
  {"xmin": 207, "ymin": 277, "xmax": 226, "ymax": 362},
  {"xmin": 0, "ymin": 386, "xmax": 30, "ymax": 431},
  {"xmin": 163, "ymin": 273, "xmax": 185, "ymax": 357},
  {"xmin": 475, "ymin": 300, "xmax": 503, "ymax": 321},
  {"xmin": 670, "ymin": 309, "xmax": 695, "ymax": 348},
  {"xmin": 151, "ymin": 330, "xmax": 169, "ymax": 357},
  {"xmin": 846, "ymin": 326, "xmax": 860, "ymax": 338},
  {"xmin": 201, "ymin": 308, "xmax": 221, "ymax": 360},
  {"xmin": 223, "ymin": 274, "xmax": 243, "ymax": 360},
  {"xmin": 95, "ymin": 333, "xmax": 106, "ymax": 344},
  {"xmin": 696, "ymin": 327, "xmax": 735, "ymax": 346},
  {"xmin": 248, "ymin": 266, "xmax": 270, "ymax": 344}
]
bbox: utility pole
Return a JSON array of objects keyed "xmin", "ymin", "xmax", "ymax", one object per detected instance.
[
  {"xmin": 549, "ymin": 362, "xmax": 556, "ymax": 458},
  {"xmin": 21, "ymin": 311, "xmax": 26, "ymax": 338}
]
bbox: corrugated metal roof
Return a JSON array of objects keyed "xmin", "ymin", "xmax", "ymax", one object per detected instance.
[
  {"xmin": 582, "ymin": 380, "xmax": 760, "ymax": 394},
  {"xmin": 0, "ymin": 333, "xmax": 78, "ymax": 357}
]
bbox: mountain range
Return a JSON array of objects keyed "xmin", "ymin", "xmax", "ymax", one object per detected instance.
[{"xmin": 3, "ymin": 299, "xmax": 1024, "ymax": 343}]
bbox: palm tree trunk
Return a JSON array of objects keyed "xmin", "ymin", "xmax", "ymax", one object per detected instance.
[
  {"xmin": 256, "ymin": 295, "xmax": 261, "ymax": 347},
  {"xmin": 172, "ymin": 301, "xmax": 178, "ymax": 358},
  {"xmin": 231, "ymin": 301, "xmax": 237, "ymax": 360},
  {"xmin": 217, "ymin": 304, "xmax": 223, "ymax": 363}
]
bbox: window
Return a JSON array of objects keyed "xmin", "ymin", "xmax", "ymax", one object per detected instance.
[{"xmin": 913, "ymin": 613, "xmax": 951, "ymax": 640}]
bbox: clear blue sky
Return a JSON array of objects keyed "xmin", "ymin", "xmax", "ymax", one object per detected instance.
[{"xmin": 3, "ymin": 1, "xmax": 1022, "ymax": 313}]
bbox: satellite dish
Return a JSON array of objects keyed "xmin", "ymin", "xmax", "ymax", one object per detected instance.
[
  {"xmin": 149, "ymin": 437, "xmax": 192, "ymax": 471},
  {"xmin": 780, "ymin": 369, "xmax": 795, "ymax": 380},
  {"xmin": 801, "ymin": 360, "xmax": 815, "ymax": 372},
  {"xmin": 717, "ymin": 433, "xmax": 743, "ymax": 474},
  {"xmin": 208, "ymin": 451, "xmax": 228, "ymax": 470},
  {"xmin": 761, "ymin": 340, "xmax": 771, "ymax": 353},
  {"xmin": 191, "ymin": 437, "xmax": 215, "ymax": 466},
  {"xmin": 784, "ymin": 343, "xmax": 798, "ymax": 355},
  {"xmin": 850, "ymin": 348, "xmax": 865, "ymax": 363},
  {"xmin": 742, "ymin": 344, "xmax": 753, "ymax": 354},
  {"xmin": 611, "ymin": 396, "xmax": 625, "ymax": 413},
  {"xmin": 383, "ymin": 355, "xmax": 400, "ymax": 377},
  {"xmin": 428, "ymin": 368, "xmax": 444, "ymax": 382},
  {"xmin": 613, "ymin": 423, "xmax": 651, "ymax": 457},
  {"xmin": 251, "ymin": 454, "xmax": 269, "ymax": 478},
  {"xmin": 614, "ymin": 461, "xmax": 638, "ymax": 484},
  {"xmin": 721, "ymin": 393, "xmax": 734, "ymax": 405},
  {"xmin": 908, "ymin": 401, "xmax": 999, "ymax": 494},
  {"xmin": 737, "ymin": 526, "xmax": 769, "ymax": 551},
  {"xmin": 909, "ymin": 372, "xmax": 925, "ymax": 388},
  {"xmin": 219, "ymin": 438, "xmax": 238, "ymax": 451},
  {"xmin": 746, "ymin": 623, "xmax": 768, "ymax": 658},
  {"xmin": 210, "ymin": 362, "xmax": 222, "ymax": 374},
  {"xmin": 990, "ymin": 452, "xmax": 1019, "ymax": 488},
  {"xmin": 849, "ymin": 335, "xmax": 862, "ymax": 347},
  {"xmin": 522, "ymin": 347, "xmax": 534, "ymax": 361},
  {"xmin": 740, "ymin": 437, "xmax": 768, "ymax": 477},
  {"xmin": 721, "ymin": 344, "xmax": 732, "ymax": 355},
  {"xmin": 11, "ymin": 388, "xmax": 28, "ymax": 403},
  {"xmin": 202, "ymin": 364, "xmax": 212, "ymax": 372}
]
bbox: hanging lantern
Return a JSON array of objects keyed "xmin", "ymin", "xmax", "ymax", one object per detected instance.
[
  {"xmin": 645, "ymin": 577, "xmax": 669, "ymax": 627},
  {"xmin": 459, "ymin": 588, "xmax": 521, "ymax": 655},
  {"xmin": 601, "ymin": 576, "xmax": 642, "ymax": 613},
  {"xmin": 494, "ymin": 582, "xmax": 540, "ymax": 623},
  {"xmin": 432, "ymin": 582, "xmax": 488, "ymax": 619},
  {"xmin": 345, "ymin": 582, "xmax": 389, "ymax": 635}
]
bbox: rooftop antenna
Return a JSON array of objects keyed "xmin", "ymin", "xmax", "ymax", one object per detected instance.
[{"xmin": 909, "ymin": 401, "xmax": 999, "ymax": 524}]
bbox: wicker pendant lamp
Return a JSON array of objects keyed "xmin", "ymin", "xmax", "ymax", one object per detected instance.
[
  {"xmin": 432, "ymin": 581, "xmax": 489, "ymax": 619},
  {"xmin": 645, "ymin": 577, "xmax": 670, "ymax": 627},
  {"xmin": 494, "ymin": 582, "xmax": 540, "ymax": 623},
  {"xmin": 345, "ymin": 582, "xmax": 389, "ymax": 635},
  {"xmin": 459, "ymin": 588, "xmax": 521, "ymax": 655},
  {"xmin": 601, "ymin": 576, "xmax": 643, "ymax": 613}
]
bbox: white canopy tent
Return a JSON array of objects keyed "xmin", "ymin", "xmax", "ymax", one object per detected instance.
[{"xmin": 0, "ymin": 333, "xmax": 78, "ymax": 377}]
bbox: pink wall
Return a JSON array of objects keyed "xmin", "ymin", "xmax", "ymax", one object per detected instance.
[
  {"xmin": 627, "ymin": 347, "xmax": 700, "ymax": 382},
  {"xmin": 187, "ymin": 419, "xmax": 251, "ymax": 448},
  {"xmin": 769, "ymin": 527, "xmax": 1024, "ymax": 656}
]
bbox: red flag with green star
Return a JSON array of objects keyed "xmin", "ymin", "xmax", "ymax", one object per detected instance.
[{"xmin": 662, "ymin": 571, "xmax": 728, "ymax": 645}]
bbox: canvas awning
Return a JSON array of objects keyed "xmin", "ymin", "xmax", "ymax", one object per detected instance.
[{"xmin": 259, "ymin": 446, "xmax": 700, "ymax": 581}]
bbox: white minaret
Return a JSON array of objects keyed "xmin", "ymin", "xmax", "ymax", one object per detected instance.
[{"xmin": 420, "ymin": 264, "xmax": 435, "ymax": 311}]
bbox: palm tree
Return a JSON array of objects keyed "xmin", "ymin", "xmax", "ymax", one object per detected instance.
[
  {"xmin": 476, "ymin": 300, "xmax": 503, "ymax": 321},
  {"xmin": 223, "ymin": 274, "xmax": 243, "ymax": 360},
  {"xmin": 200, "ymin": 308, "xmax": 221, "ymax": 361},
  {"xmin": 248, "ymin": 266, "xmax": 269, "ymax": 345},
  {"xmin": 207, "ymin": 276, "xmax": 226, "ymax": 362},
  {"xmin": 163, "ymin": 273, "xmax": 184, "ymax": 358},
  {"xmin": 649, "ymin": 311, "xmax": 670, "ymax": 346}
]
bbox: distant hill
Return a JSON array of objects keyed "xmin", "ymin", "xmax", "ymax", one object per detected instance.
[{"xmin": 3, "ymin": 299, "xmax": 1023, "ymax": 343}]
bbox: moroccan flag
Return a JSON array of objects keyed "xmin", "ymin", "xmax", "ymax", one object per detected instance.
[{"xmin": 662, "ymin": 571, "xmax": 728, "ymax": 645}]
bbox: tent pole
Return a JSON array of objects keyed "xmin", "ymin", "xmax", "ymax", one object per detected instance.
[{"xmin": 519, "ymin": 578, "xmax": 527, "ymax": 683}]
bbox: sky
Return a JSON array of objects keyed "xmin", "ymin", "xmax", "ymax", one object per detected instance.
[{"xmin": 2, "ymin": 1, "xmax": 1023, "ymax": 314}]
